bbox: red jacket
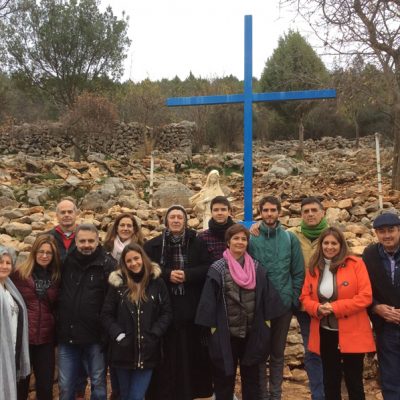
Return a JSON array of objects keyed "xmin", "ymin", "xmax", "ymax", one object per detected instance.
[
  {"xmin": 12, "ymin": 272, "xmax": 59, "ymax": 345},
  {"xmin": 300, "ymin": 255, "xmax": 375, "ymax": 354}
]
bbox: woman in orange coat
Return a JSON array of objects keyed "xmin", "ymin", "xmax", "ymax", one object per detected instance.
[{"xmin": 300, "ymin": 227, "xmax": 375, "ymax": 400}]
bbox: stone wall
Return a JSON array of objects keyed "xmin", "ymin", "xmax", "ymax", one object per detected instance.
[{"xmin": 0, "ymin": 120, "xmax": 195, "ymax": 157}]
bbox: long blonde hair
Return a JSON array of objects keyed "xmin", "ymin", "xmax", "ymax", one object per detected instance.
[
  {"xmin": 119, "ymin": 243, "xmax": 153, "ymax": 303},
  {"xmin": 17, "ymin": 234, "xmax": 61, "ymax": 282}
]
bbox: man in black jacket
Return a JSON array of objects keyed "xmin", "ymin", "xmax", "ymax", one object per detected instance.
[
  {"xmin": 363, "ymin": 213, "xmax": 400, "ymax": 400},
  {"xmin": 57, "ymin": 224, "xmax": 116, "ymax": 400}
]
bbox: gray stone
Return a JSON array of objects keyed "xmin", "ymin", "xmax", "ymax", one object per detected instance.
[
  {"xmin": 334, "ymin": 171, "xmax": 357, "ymax": 183},
  {"xmin": 80, "ymin": 192, "xmax": 107, "ymax": 211},
  {"xmin": 87, "ymin": 152, "xmax": 106, "ymax": 162},
  {"xmin": 0, "ymin": 209, "xmax": 24, "ymax": 219},
  {"xmin": 27, "ymin": 187, "xmax": 50, "ymax": 206},
  {"xmin": 325, "ymin": 208, "xmax": 341, "ymax": 224},
  {"xmin": 0, "ymin": 184, "xmax": 15, "ymax": 199},
  {"xmin": 5, "ymin": 222, "xmax": 32, "ymax": 238},
  {"xmin": 66, "ymin": 175, "xmax": 83, "ymax": 187},
  {"xmin": 100, "ymin": 183, "xmax": 117, "ymax": 198},
  {"xmin": 153, "ymin": 181, "xmax": 193, "ymax": 208},
  {"xmin": 339, "ymin": 209, "xmax": 351, "ymax": 221},
  {"xmin": 350, "ymin": 205, "xmax": 367, "ymax": 216},
  {"xmin": 265, "ymin": 166, "xmax": 290, "ymax": 179},
  {"xmin": 104, "ymin": 177, "xmax": 125, "ymax": 193},
  {"xmin": 0, "ymin": 196, "xmax": 19, "ymax": 208},
  {"xmin": 224, "ymin": 159, "xmax": 244, "ymax": 169}
]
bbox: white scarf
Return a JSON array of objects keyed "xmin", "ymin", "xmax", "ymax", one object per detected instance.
[
  {"xmin": 0, "ymin": 278, "xmax": 30, "ymax": 400},
  {"xmin": 112, "ymin": 236, "xmax": 131, "ymax": 262}
]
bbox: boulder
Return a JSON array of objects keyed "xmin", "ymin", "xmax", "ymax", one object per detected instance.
[
  {"xmin": 0, "ymin": 196, "xmax": 19, "ymax": 208},
  {"xmin": 66, "ymin": 175, "xmax": 83, "ymax": 187},
  {"xmin": 337, "ymin": 199, "xmax": 353, "ymax": 209},
  {"xmin": 80, "ymin": 192, "xmax": 110, "ymax": 211},
  {"xmin": 5, "ymin": 222, "xmax": 32, "ymax": 238},
  {"xmin": 325, "ymin": 208, "xmax": 341, "ymax": 224},
  {"xmin": 0, "ymin": 184, "xmax": 15, "ymax": 199},
  {"xmin": 153, "ymin": 181, "xmax": 193, "ymax": 208},
  {"xmin": 27, "ymin": 187, "xmax": 50, "ymax": 206}
]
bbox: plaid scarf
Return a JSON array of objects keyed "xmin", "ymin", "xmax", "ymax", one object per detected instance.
[{"xmin": 162, "ymin": 229, "xmax": 187, "ymax": 296}]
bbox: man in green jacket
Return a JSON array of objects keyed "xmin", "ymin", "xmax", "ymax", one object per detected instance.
[{"xmin": 249, "ymin": 196, "xmax": 304, "ymax": 400}]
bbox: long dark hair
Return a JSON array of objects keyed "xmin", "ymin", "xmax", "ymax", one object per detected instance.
[
  {"xmin": 104, "ymin": 213, "xmax": 144, "ymax": 250},
  {"xmin": 119, "ymin": 243, "xmax": 153, "ymax": 303},
  {"xmin": 308, "ymin": 227, "xmax": 350, "ymax": 277}
]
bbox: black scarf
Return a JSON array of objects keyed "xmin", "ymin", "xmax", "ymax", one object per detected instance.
[
  {"xmin": 74, "ymin": 246, "xmax": 102, "ymax": 267},
  {"xmin": 128, "ymin": 268, "xmax": 145, "ymax": 283},
  {"xmin": 208, "ymin": 216, "xmax": 235, "ymax": 238},
  {"xmin": 32, "ymin": 265, "xmax": 52, "ymax": 299},
  {"xmin": 161, "ymin": 229, "xmax": 187, "ymax": 295}
]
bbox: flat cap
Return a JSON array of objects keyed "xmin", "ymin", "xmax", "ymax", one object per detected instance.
[{"xmin": 373, "ymin": 213, "xmax": 400, "ymax": 229}]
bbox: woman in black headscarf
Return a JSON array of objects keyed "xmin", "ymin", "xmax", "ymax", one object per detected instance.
[{"xmin": 144, "ymin": 205, "xmax": 213, "ymax": 400}]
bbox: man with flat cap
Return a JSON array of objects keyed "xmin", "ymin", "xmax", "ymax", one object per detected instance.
[{"xmin": 363, "ymin": 213, "xmax": 400, "ymax": 400}]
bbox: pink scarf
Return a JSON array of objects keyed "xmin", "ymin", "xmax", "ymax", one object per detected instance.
[{"xmin": 223, "ymin": 249, "xmax": 256, "ymax": 290}]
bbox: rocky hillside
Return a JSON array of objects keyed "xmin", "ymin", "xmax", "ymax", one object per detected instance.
[
  {"xmin": 0, "ymin": 134, "xmax": 395, "ymax": 256},
  {"xmin": 0, "ymin": 134, "xmax": 394, "ymax": 399}
]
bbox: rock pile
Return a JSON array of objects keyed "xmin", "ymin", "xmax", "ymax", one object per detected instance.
[
  {"xmin": 1, "ymin": 120, "xmax": 195, "ymax": 156},
  {"xmin": 0, "ymin": 132, "xmax": 396, "ymax": 395}
]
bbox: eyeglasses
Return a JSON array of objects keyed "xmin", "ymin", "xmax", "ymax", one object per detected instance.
[{"xmin": 37, "ymin": 251, "xmax": 53, "ymax": 256}]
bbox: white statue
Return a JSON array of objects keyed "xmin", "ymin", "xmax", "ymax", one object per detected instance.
[{"xmin": 190, "ymin": 169, "xmax": 225, "ymax": 229}]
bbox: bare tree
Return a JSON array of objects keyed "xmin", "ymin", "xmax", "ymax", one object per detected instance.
[
  {"xmin": 62, "ymin": 92, "xmax": 118, "ymax": 161},
  {"xmin": 281, "ymin": 0, "xmax": 400, "ymax": 188},
  {"xmin": 0, "ymin": 0, "xmax": 12, "ymax": 17}
]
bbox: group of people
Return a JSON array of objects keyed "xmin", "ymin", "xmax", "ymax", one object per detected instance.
[{"xmin": 0, "ymin": 194, "xmax": 399, "ymax": 400}]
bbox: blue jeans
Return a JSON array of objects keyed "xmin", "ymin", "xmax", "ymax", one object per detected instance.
[
  {"xmin": 376, "ymin": 323, "xmax": 400, "ymax": 400},
  {"xmin": 295, "ymin": 310, "xmax": 325, "ymax": 400},
  {"xmin": 116, "ymin": 368, "xmax": 153, "ymax": 400},
  {"xmin": 58, "ymin": 343, "xmax": 107, "ymax": 400}
]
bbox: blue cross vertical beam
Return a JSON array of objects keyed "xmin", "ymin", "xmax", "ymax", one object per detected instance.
[{"xmin": 166, "ymin": 15, "xmax": 336, "ymax": 227}]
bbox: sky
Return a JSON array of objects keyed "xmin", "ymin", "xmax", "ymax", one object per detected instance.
[{"xmin": 106, "ymin": 0, "xmax": 318, "ymax": 83}]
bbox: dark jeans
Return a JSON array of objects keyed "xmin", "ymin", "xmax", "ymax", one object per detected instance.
[
  {"xmin": 266, "ymin": 310, "xmax": 293, "ymax": 400},
  {"xmin": 295, "ymin": 310, "xmax": 325, "ymax": 400},
  {"xmin": 116, "ymin": 368, "xmax": 152, "ymax": 400},
  {"xmin": 75, "ymin": 362, "xmax": 88, "ymax": 395},
  {"xmin": 320, "ymin": 328, "xmax": 365, "ymax": 400},
  {"xmin": 17, "ymin": 342, "xmax": 55, "ymax": 400},
  {"xmin": 212, "ymin": 336, "xmax": 259, "ymax": 400},
  {"xmin": 376, "ymin": 323, "xmax": 400, "ymax": 400},
  {"xmin": 58, "ymin": 343, "xmax": 107, "ymax": 400}
]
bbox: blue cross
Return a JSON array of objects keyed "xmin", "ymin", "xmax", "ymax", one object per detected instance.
[{"xmin": 167, "ymin": 15, "xmax": 336, "ymax": 227}]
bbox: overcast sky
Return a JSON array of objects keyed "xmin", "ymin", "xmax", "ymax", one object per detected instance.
[{"xmin": 106, "ymin": 0, "xmax": 318, "ymax": 83}]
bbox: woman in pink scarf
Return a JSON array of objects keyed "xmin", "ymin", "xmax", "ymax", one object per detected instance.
[{"xmin": 196, "ymin": 224, "xmax": 286, "ymax": 400}]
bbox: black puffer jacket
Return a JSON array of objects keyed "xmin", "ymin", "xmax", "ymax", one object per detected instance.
[
  {"xmin": 57, "ymin": 246, "xmax": 117, "ymax": 344},
  {"xmin": 101, "ymin": 264, "xmax": 172, "ymax": 370},
  {"xmin": 196, "ymin": 257, "xmax": 286, "ymax": 376}
]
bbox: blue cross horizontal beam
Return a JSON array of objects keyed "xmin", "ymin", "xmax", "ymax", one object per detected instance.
[
  {"xmin": 165, "ymin": 15, "xmax": 336, "ymax": 227},
  {"xmin": 166, "ymin": 89, "xmax": 336, "ymax": 107}
]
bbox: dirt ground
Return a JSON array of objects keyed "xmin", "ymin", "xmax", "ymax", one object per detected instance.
[{"xmin": 39, "ymin": 377, "xmax": 382, "ymax": 399}]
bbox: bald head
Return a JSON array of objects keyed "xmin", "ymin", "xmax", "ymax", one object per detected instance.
[{"xmin": 56, "ymin": 199, "xmax": 78, "ymax": 232}]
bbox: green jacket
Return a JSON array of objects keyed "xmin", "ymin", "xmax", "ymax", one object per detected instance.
[{"xmin": 249, "ymin": 222, "xmax": 305, "ymax": 310}]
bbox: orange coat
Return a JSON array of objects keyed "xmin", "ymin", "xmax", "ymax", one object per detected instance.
[{"xmin": 300, "ymin": 255, "xmax": 376, "ymax": 354}]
